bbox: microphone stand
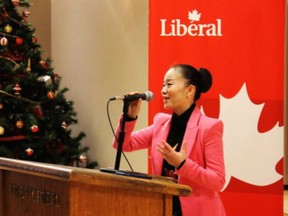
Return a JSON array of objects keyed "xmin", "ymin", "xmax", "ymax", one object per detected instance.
[
  {"xmin": 114, "ymin": 100, "xmax": 129, "ymax": 170},
  {"xmin": 100, "ymin": 99, "xmax": 152, "ymax": 179}
]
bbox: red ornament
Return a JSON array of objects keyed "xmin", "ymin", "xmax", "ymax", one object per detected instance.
[
  {"xmin": 47, "ymin": 91, "xmax": 55, "ymax": 99},
  {"xmin": 16, "ymin": 37, "xmax": 23, "ymax": 45},
  {"xmin": 13, "ymin": 83, "xmax": 22, "ymax": 95},
  {"xmin": 39, "ymin": 60, "xmax": 47, "ymax": 69},
  {"xmin": 0, "ymin": 37, "xmax": 8, "ymax": 46},
  {"xmin": 32, "ymin": 37, "xmax": 38, "ymax": 44},
  {"xmin": 31, "ymin": 125, "xmax": 39, "ymax": 133},
  {"xmin": 12, "ymin": 0, "xmax": 20, "ymax": 6},
  {"xmin": 61, "ymin": 121, "xmax": 67, "ymax": 130},
  {"xmin": 25, "ymin": 147, "xmax": 33, "ymax": 156},
  {"xmin": 32, "ymin": 105, "xmax": 44, "ymax": 119}
]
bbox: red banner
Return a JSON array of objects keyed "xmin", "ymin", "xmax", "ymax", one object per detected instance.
[{"xmin": 149, "ymin": 1, "xmax": 285, "ymax": 215}]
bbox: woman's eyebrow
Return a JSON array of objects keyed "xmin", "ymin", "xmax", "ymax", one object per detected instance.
[{"xmin": 164, "ymin": 78, "xmax": 174, "ymax": 82}]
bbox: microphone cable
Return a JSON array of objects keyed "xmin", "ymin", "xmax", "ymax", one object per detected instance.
[{"xmin": 106, "ymin": 99, "xmax": 134, "ymax": 171}]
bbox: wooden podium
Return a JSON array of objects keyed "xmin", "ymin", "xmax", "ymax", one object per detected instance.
[{"xmin": 0, "ymin": 157, "xmax": 191, "ymax": 216}]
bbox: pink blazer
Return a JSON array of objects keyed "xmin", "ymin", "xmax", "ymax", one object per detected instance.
[{"xmin": 113, "ymin": 106, "xmax": 226, "ymax": 216}]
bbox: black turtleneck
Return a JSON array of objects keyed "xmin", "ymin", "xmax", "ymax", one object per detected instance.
[
  {"xmin": 161, "ymin": 103, "xmax": 195, "ymax": 177},
  {"xmin": 161, "ymin": 103, "xmax": 195, "ymax": 216}
]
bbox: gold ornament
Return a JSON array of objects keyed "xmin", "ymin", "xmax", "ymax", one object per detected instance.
[
  {"xmin": 26, "ymin": 58, "xmax": 31, "ymax": 72},
  {"xmin": 16, "ymin": 120, "xmax": 24, "ymax": 129},
  {"xmin": 4, "ymin": 24, "xmax": 12, "ymax": 33},
  {"xmin": 0, "ymin": 126, "xmax": 4, "ymax": 135}
]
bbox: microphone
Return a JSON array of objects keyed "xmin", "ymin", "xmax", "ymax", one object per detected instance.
[{"xmin": 109, "ymin": 91, "xmax": 154, "ymax": 102}]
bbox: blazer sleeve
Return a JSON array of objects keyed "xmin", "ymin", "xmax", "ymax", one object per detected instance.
[
  {"xmin": 176, "ymin": 119, "xmax": 225, "ymax": 192},
  {"xmin": 112, "ymin": 115, "xmax": 154, "ymax": 152}
]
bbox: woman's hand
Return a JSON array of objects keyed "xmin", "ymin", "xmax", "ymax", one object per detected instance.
[
  {"xmin": 157, "ymin": 140, "xmax": 187, "ymax": 168},
  {"xmin": 127, "ymin": 92, "xmax": 142, "ymax": 119}
]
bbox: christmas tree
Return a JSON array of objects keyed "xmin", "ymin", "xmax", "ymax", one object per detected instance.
[{"xmin": 0, "ymin": 0, "xmax": 97, "ymax": 168}]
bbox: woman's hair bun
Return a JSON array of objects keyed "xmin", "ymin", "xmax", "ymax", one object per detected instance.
[{"xmin": 198, "ymin": 67, "xmax": 212, "ymax": 93}]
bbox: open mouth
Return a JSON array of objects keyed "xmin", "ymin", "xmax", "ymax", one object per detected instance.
[{"xmin": 163, "ymin": 96, "xmax": 169, "ymax": 102}]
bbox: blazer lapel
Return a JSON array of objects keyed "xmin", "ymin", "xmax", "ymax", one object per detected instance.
[
  {"xmin": 152, "ymin": 107, "xmax": 202, "ymax": 175},
  {"xmin": 182, "ymin": 106, "xmax": 201, "ymax": 155},
  {"xmin": 152, "ymin": 118, "xmax": 171, "ymax": 175}
]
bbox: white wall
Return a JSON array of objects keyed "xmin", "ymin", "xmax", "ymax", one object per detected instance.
[
  {"xmin": 29, "ymin": 0, "xmax": 51, "ymax": 59},
  {"xmin": 51, "ymin": 0, "xmax": 149, "ymax": 172}
]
